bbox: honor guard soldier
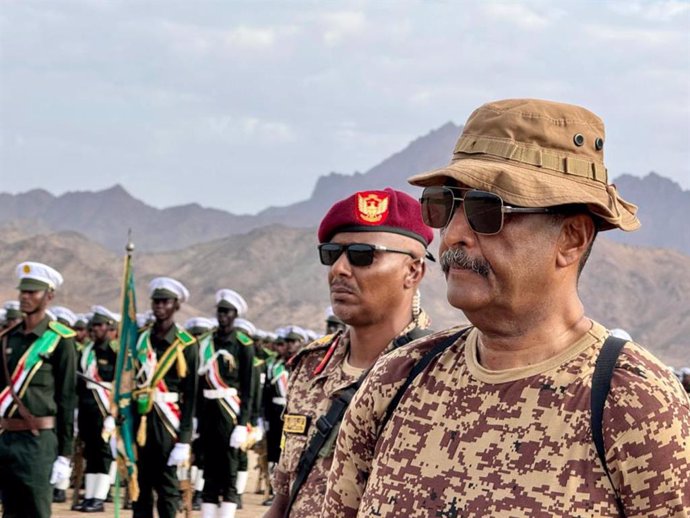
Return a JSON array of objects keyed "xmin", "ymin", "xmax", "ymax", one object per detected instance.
[
  {"xmin": 72, "ymin": 305, "xmax": 119, "ymax": 512},
  {"xmin": 197, "ymin": 289, "xmax": 255, "ymax": 518},
  {"xmin": 323, "ymin": 99, "xmax": 690, "ymax": 517},
  {"xmin": 2, "ymin": 301, "xmax": 23, "ymax": 330},
  {"xmin": 266, "ymin": 188, "xmax": 434, "ymax": 518},
  {"xmin": 184, "ymin": 316, "xmax": 216, "ymax": 511},
  {"xmin": 0, "ymin": 262, "xmax": 77, "ymax": 518},
  {"xmin": 132, "ymin": 277, "xmax": 199, "ymax": 518},
  {"xmin": 72, "ymin": 315, "xmax": 90, "ymax": 351}
]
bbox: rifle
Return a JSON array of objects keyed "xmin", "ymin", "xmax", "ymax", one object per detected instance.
[
  {"xmin": 178, "ymin": 460, "xmax": 193, "ymax": 518},
  {"xmin": 252, "ymin": 436, "xmax": 270, "ymax": 498}
]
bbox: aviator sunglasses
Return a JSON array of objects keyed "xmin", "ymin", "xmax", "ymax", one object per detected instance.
[
  {"xmin": 318, "ymin": 243, "xmax": 418, "ymax": 267},
  {"xmin": 420, "ymin": 186, "xmax": 553, "ymax": 234}
]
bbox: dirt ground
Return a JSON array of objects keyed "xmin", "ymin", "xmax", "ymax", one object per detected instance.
[{"xmin": 52, "ymin": 453, "xmax": 270, "ymax": 518}]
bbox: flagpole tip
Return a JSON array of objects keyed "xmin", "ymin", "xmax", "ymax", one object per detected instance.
[{"xmin": 126, "ymin": 242, "xmax": 135, "ymax": 252}]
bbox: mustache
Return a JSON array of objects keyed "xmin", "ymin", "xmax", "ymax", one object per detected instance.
[
  {"xmin": 440, "ymin": 248, "xmax": 491, "ymax": 278},
  {"xmin": 330, "ymin": 280, "xmax": 358, "ymax": 294}
]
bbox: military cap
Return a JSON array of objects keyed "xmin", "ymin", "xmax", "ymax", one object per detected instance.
[
  {"xmin": 233, "ymin": 318, "xmax": 256, "ymax": 337},
  {"xmin": 73, "ymin": 314, "xmax": 89, "ymax": 329},
  {"xmin": 184, "ymin": 316, "xmax": 215, "ymax": 335},
  {"xmin": 3, "ymin": 300, "xmax": 22, "ymax": 320},
  {"xmin": 284, "ymin": 325, "xmax": 308, "ymax": 342},
  {"xmin": 51, "ymin": 306, "xmax": 77, "ymax": 327},
  {"xmin": 215, "ymin": 289, "xmax": 248, "ymax": 316},
  {"xmin": 408, "ymin": 98, "xmax": 640, "ymax": 232},
  {"xmin": 91, "ymin": 305, "xmax": 118, "ymax": 325},
  {"xmin": 136, "ymin": 311, "xmax": 154, "ymax": 328},
  {"xmin": 325, "ymin": 305, "xmax": 345, "ymax": 325},
  {"xmin": 0, "ymin": 309, "xmax": 6, "ymax": 323},
  {"xmin": 149, "ymin": 277, "xmax": 189, "ymax": 302},
  {"xmin": 318, "ymin": 187, "xmax": 434, "ymax": 246},
  {"xmin": 16, "ymin": 262, "xmax": 64, "ymax": 291}
]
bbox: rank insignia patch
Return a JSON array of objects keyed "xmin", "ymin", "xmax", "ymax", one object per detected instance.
[{"xmin": 283, "ymin": 414, "xmax": 311, "ymax": 435}]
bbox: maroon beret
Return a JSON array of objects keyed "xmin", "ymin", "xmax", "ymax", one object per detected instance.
[{"xmin": 318, "ymin": 187, "xmax": 434, "ymax": 246}]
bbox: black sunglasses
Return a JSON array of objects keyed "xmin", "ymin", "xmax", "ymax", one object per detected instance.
[
  {"xmin": 420, "ymin": 186, "xmax": 553, "ymax": 234},
  {"xmin": 318, "ymin": 243, "xmax": 418, "ymax": 267}
]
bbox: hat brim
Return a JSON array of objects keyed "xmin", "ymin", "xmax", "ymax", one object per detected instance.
[
  {"xmin": 17, "ymin": 278, "xmax": 52, "ymax": 291},
  {"xmin": 408, "ymin": 157, "xmax": 640, "ymax": 232},
  {"xmin": 151, "ymin": 288, "xmax": 180, "ymax": 300}
]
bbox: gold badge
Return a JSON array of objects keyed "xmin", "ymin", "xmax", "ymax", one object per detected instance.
[
  {"xmin": 356, "ymin": 192, "xmax": 390, "ymax": 224},
  {"xmin": 23, "ymin": 264, "xmax": 31, "ymax": 274},
  {"xmin": 283, "ymin": 414, "xmax": 310, "ymax": 435}
]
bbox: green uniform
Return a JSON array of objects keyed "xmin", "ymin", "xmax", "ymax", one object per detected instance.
[
  {"xmin": 0, "ymin": 317, "xmax": 76, "ymax": 518},
  {"xmin": 76, "ymin": 339, "xmax": 117, "ymax": 474},
  {"xmin": 198, "ymin": 328, "xmax": 255, "ymax": 505},
  {"xmin": 132, "ymin": 324, "xmax": 198, "ymax": 518}
]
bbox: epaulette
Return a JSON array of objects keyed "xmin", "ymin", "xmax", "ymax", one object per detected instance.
[
  {"xmin": 49, "ymin": 320, "xmax": 76, "ymax": 339},
  {"xmin": 176, "ymin": 327, "xmax": 196, "ymax": 347},
  {"xmin": 287, "ymin": 332, "xmax": 338, "ymax": 371},
  {"xmin": 235, "ymin": 330, "xmax": 254, "ymax": 346},
  {"xmin": 253, "ymin": 357, "xmax": 265, "ymax": 367},
  {"xmin": 108, "ymin": 340, "xmax": 120, "ymax": 353}
]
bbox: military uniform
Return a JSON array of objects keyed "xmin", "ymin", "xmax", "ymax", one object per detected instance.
[
  {"xmin": 322, "ymin": 323, "xmax": 690, "ymax": 517},
  {"xmin": 197, "ymin": 326, "xmax": 255, "ymax": 512},
  {"xmin": 132, "ymin": 319, "xmax": 198, "ymax": 518},
  {"xmin": 74, "ymin": 307, "xmax": 119, "ymax": 511},
  {"xmin": 273, "ymin": 315, "xmax": 430, "ymax": 517},
  {"xmin": 263, "ymin": 347, "xmax": 288, "ymax": 467},
  {"xmin": 0, "ymin": 317, "xmax": 76, "ymax": 518}
]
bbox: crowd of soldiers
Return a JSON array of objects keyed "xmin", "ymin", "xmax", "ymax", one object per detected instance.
[
  {"xmin": 1, "ymin": 97, "xmax": 689, "ymax": 518},
  {"xmin": 0, "ymin": 262, "xmax": 346, "ymax": 518}
]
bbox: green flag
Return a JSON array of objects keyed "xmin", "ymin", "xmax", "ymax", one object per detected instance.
[{"xmin": 112, "ymin": 241, "xmax": 140, "ymax": 506}]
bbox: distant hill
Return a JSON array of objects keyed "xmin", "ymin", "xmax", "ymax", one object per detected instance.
[
  {"xmin": 1, "ymin": 226, "xmax": 688, "ymax": 366},
  {"xmin": 0, "ymin": 123, "xmax": 687, "ymax": 255}
]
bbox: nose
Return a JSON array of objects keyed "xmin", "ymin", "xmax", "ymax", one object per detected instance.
[
  {"xmin": 441, "ymin": 204, "xmax": 477, "ymax": 252},
  {"xmin": 329, "ymin": 249, "xmax": 353, "ymax": 278}
]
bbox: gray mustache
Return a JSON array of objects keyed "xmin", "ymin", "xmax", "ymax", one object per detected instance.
[{"xmin": 440, "ymin": 248, "xmax": 491, "ymax": 277}]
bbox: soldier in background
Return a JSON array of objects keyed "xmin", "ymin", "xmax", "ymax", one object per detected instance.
[
  {"xmin": 2, "ymin": 301, "xmax": 23, "ymax": 329},
  {"xmin": 72, "ymin": 306, "xmax": 119, "ymax": 512},
  {"xmin": 197, "ymin": 289, "xmax": 255, "ymax": 518},
  {"xmin": 324, "ymin": 306, "xmax": 346, "ymax": 335},
  {"xmin": 184, "ymin": 316, "xmax": 216, "ymax": 511},
  {"xmin": 132, "ymin": 277, "xmax": 199, "ymax": 518},
  {"xmin": 72, "ymin": 315, "xmax": 90, "ymax": 351},
  {"xmin": 0, "ymin": 262, "xmax": 77, "ymax": 518},
  {"xmin": 265, "ymin": 188, "xmax": 433, "ymax": 518}
]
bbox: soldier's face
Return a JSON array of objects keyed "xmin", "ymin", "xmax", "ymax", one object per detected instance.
[
  {"xmin": 327, "ymin": 231, "xmax": 424, "ymax": 328},
  {"xmin": 275, "ymin": 340, "xmax": 290, "ymax": 360},
  {"xmin": 216, "ymin": 306, "xmax": 237, "ymax": 328},
  {"xmin": 18, "ymin": 289, "xmax": 53, "ymax": 315},
  {"xmin": 75, "ymin": 328, "xmax": 88, "ymax": 342},
  {"xmin": 438, "ymin": 189, "xmax": 561, "ymax": 320},
  {"xmin": 92, "ymin": 322, "xmax": 109, "ymax": 341},
  {"xmin": 151, "ymin": 297, "xmax": 178, "ymax": 321}
]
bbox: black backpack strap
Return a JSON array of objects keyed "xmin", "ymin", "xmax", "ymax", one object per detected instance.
[
  {"xmin": 380, "ymin": 327, "xmax": 470, "ymax": 434},
  {"xmin": 591, "ymin": 335, "xmax": 627, "ymax": 517},
  {"xmin": 285, "ymin": 326, "xmax": 433, "ymax": 516}
]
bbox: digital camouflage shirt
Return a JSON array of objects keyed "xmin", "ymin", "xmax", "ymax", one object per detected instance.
[
  {"xmin": 273, "ymin": 314, "xmax": 430, "ymax": 518},
  {"xmin": 323, "ymin": 321, "xmax": 690, "ymax": 518}
]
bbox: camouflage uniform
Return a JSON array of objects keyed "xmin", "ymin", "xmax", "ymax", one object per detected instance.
[
  {"xmin": 323, "ymin": 322, "xmax": 690, "ymax": 517},
  {"xmin": 274, "ymin": 314, "xmax": 430, "ymax": 517}
]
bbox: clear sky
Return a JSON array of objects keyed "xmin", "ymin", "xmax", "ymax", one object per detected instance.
[{"xmin": 1, "ymin": 0, "xmax": 688, "ymax": 214}]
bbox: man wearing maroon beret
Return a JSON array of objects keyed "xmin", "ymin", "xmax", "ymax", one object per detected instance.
[{"xmin": 264, "ymin": 188, "xmax": 435, "ymax": 518}]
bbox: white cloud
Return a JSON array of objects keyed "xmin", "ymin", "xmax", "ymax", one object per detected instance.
[
  {"xmin": 481, "ymin": 2, "xmax": 553, "ymax": 29},
  {"xmin": 320, "ymin": 11, "xmax": 367, "ymax": 45}
]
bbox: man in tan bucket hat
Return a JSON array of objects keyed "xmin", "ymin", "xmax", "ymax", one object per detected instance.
[{"xmin": 322, "ymin": 99, "xmax": 690, "ymax": 517}]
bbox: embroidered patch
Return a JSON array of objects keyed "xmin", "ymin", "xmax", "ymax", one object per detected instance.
[
  {"xmin": 283, "ymin": 414, "xmax": 311, "ymax": 435},
  {"xmin": 356, "ymin": 192, "xmax": 390, "ymax": 224}
]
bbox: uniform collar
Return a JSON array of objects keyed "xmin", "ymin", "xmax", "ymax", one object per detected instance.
[{"xmin": 17, "ymin": 315, "xmax": 51, "ymax": 338}]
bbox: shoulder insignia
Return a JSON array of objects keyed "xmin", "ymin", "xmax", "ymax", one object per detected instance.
[
  {"xmin": 253, "ymin": 357, "xmax": 265, "ymax": 367},
  {"xmin": 49, "ymin": 320, "xmax": 76, "ymax": 339},
  {"xmin": 235, "ymin": 330, "xmax": 253, "ymax": 346},
  {"xmin": 108, "ymin": 340, "xmax": 120, "ymax": 353},
  {"xmin": 176, "ymin": 327, "xmax": 196, "ymax": 347}
]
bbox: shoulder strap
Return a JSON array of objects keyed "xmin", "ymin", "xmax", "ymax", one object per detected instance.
[
  {"xmin": 591, "ymin": 335, "xmax": 627, "ymax": 517},
  {"xmin": 49, "ymin": 320, "xmax": 76, "ymax": 338},
  {"xmin": 380, "ymin": 328, "xmax": 469, "ymax": 434},
  {"xmin": 285, "ymin": 326, "xmax": 431, "ymax": 516}
]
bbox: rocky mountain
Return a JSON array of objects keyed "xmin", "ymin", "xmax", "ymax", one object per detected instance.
[
  {"xmin": 1, "ymin": 226, "xmax": 688, "ymax": 366},
  {"xmin": 0, "ymin": 123, "xmax": 687, "ymax": 255}
]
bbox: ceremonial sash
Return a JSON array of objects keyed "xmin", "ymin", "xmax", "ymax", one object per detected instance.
[
  {"xmin": 80, "ymin": 342, "xmax": 112, "ymax": 417},
  {"xmin": 0, "ymin": 328, "xmax": 62, "ymax": 418},
  {"xmin": 269, "ymin": 359, "xmax": 288, "ymax": 400},
  {"xmin": 133, "ymin": 327, "xmax": 191, "ymax": 439},
  {"xmin": 198, "ymin": 332, "xmax": 241, "ymax": 424}
]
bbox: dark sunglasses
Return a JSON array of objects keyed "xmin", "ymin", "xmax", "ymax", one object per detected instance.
[
  {"xmin": 420, "ymin": 186, "xmax": 553, "ymax": 234},
  {"xmin": 318, "ymin": 243, "xmax": 418, "ymax": 267}
]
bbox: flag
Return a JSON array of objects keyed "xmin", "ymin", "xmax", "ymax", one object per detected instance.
[{"xmin": 111, "ymin": 240, "xmax": 140, "ymax": 506}]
